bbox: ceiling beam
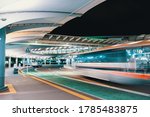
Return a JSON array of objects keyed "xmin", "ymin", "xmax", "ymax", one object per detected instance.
[
  {"xmin": 76, "ymin": 37, "xmax": 81, "ymax": 41},
  {"xmin": 81, "ymin": 38, "xmax": 87, "ymax": 42},
  {"xmin": 92, "ymin": 40, "xmax": 99, "ymax": 43},
  {"xmin": 69, "ymin": 37, "xmax": 75, "ymax": 41},
  {"xmin": 63, "ymin": 36, "xmax": 68, "ymax": 41},
  {"xmin": 49, "ymin": 35, "xmax": 53, "ymax": 39},
  {"xmin": 0, "ymin": 11, "xmax": 82, "ymax": 17},
  {"xmin": 56, "ymin": 35, "xmax": 61, "ymax": 40},
  {"xmin": 87, "ymin": 39, "xmax": 92, "ymax": 42},
  {"xmin": 6, "ymin": 23, "xmax": 61, "ymax": 34}
]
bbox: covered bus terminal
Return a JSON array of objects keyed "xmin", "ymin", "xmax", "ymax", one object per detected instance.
[{"xmin": 0, "ymin": 0, "xmax": 150, "ymax": 100}]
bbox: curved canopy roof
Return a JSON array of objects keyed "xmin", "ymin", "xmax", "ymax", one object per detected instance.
[
  {"xmin": 0, "ymin": 0, "xmax": 105, "ymax": 58},
  {"xmin": 0, "ymin": 0, "xmax": 105, "ymax": 28}
]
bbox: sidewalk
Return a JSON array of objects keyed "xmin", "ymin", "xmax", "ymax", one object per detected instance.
[{"xmin": 0, "ymin": 68, "xmax": 81, "ymax": 100}]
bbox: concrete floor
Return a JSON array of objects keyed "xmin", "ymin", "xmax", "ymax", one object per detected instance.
[
  {"xmin": 2, "ymin": 68, "xmax": 149, "ymax": 100},
  {"xmin": 0, "ymin": 68, "xmax": 81, "ymax": 100}
]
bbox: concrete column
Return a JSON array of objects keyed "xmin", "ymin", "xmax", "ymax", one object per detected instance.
[
  {"xmin": 49, "ymin": 58, "xmax": 51, "ymax": 65},
  {"xmin": 16, "ymin": 57, "xmax": 18, "ymax": 67},
  {"xmin": 58, "ymin": 59, "xmax": 60, "ymax": 65},
  {"xmin": 23, "ymin": 58, "xmax": 25, "ymax": 67},
  {"xmin": 0, "ymin": 28, "xmax": 8, "ymax": 91},
  {"xmin": 9, "ymin": 57, "xmax": 11, "ymax": 68},
  {"xmin": 49, "ymin": 60, "xmax": 51, "ymax": 65},
  {"xmin": 66, "ymin": 59, "xmax": 69, "ymax": 65},
  {"xmin": 44, "ymin": 59, "xmax": 46, "ymax": 65}
]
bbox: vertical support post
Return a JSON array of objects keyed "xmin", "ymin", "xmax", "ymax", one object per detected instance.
[
  {"xmin": 9, "ymin": 57, "xmax": 11, "ymax": 68},
  {"xmin": 16, "ymin": 57, "xmax": 18, "ymax": 67},
  {"xmin": 26, "ymin": 57, "xmax": 29, "ymax": 73},
  {"xmin": 58, "ymin": 59, "xmax": 60, "ymax": 65},
  {"xmin": 49, "ymin": 58, "xmax": 51, "ymax": 65},
  {"xmin": 44, "ymin": 59, "xmax": 47, "ymax": 65},
  {"xmin": 23, "ymin": 58, "xmax": 25, "ymax": 67},
  {"xmin": 0, "ymin": 28, "xmax": 8, "ymax": 91}
]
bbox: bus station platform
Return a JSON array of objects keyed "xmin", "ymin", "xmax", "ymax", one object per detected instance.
[
  {"xmin": 1, "ymin": 68, "xmax": 150, "ymax": 100},
  {"xmin": 0, "ymin": 68, "xmax": 93, "ymax": 100}
]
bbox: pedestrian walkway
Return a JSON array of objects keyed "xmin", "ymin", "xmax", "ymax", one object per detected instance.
[{"xmin": 0, "ymin": 68, "xmax": 82, "ymax": 100}]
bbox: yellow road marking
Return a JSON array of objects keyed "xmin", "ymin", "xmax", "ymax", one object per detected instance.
[
  {"xmin": 19, "ymin": 70, "xmax": 94, "ymax": 100},
  {"xmin": 8, "ymin": 84, "xmax": 16, "ymax": 94},
  {"xmin": 30, "ymin": 75, "xmax": 94, "ymax": 100},
  {"xmin": 20, "ymin": 70, "xmax": 94, "ymax": 100},
  {"xmin": 18, "ymin": 70, "xmax": 27, "ymax": 78},
  {"xmin": 0, "ymin": 84, "xmax": 16, "ymax": 95}
]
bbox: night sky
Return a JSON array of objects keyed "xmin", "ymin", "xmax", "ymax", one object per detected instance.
[{"xmin": 50, "ymin": 0, "xmax": 150, "ymax": 36}]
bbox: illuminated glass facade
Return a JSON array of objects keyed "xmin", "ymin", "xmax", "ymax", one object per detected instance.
[
  {"xmin": 75, "ymin": 50, "xmax": 127, "ymax": 63},
  {"xmin": 75, "ymin": 46, "xmax": 150, "ymax": 73},
  {"xmin": 126, "ymin": 46, "xmax": 150, "ymax": 73}
]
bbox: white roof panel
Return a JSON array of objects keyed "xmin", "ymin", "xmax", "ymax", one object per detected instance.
[
  {"xmin": 0, "ymin": 0, "xmax": 91, "ymax": 13},
  {"xmin": 1, "ymin": 0, "xmax": 106, "ymax": 58},
  {"xmin": 0, "ymin": 0, "xmax": 105, "ymax": 28}
]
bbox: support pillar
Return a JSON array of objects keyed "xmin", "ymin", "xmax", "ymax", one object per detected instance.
[
  {"xmin": 44, "ymin": 59, "xmax": 47, "ymax": 65},
  {"xmin": 0, "ymin": 28, "xmax": 8, "ymax": 91},
  {"xmin": 23, "ymin": 58, "xmax": 25, "ymax": 67},
  {"xmin": 16, "ymin": 57, "xmax": 18, "ymax": 67},
  {"xmin": 9, "ymin": 57, "xmax": 11, "ymax": 68}
]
